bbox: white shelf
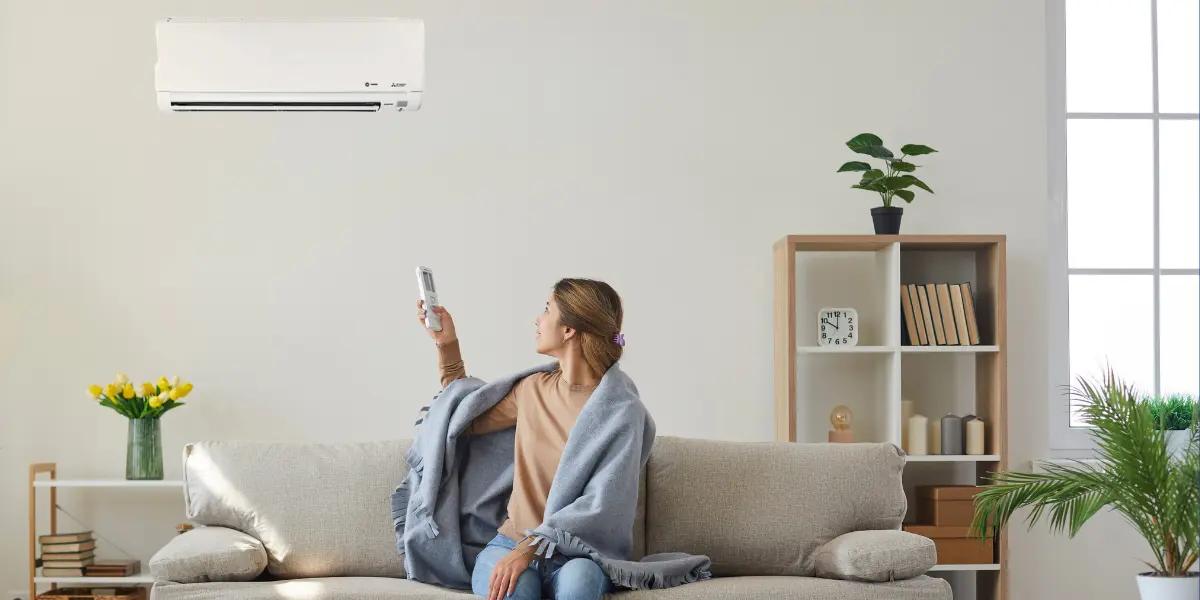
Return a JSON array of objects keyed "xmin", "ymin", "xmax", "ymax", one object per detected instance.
[
  {"xmin": 34, "ymin": 479, "xmax": 183, "ymax": 488},
  {"xmin": 905, "ymin": 454, "xmax": 1000, "ymax": 462},
  {"xmin": 796, "ymin": 345, "xmax": 897, "ymax": 354},
  {"xmin": 35, "ymin": 574, "xmax": 154, "ymax": 584},
  {"xmin": 901, "ymin": 345, "xmax": 999, "ymax": 353},
  {"xmin": 928, "ymin": 564, "xmax": 1001, "ymax": 572}
]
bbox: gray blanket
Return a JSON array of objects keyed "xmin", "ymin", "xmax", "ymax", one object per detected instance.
[{"xmin": 391, "ymin": 360, "xmax": 711, "ymax": 591}]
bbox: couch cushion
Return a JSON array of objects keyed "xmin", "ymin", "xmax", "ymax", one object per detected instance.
[
  {"xmin": 812, "ymin": 530, "xmax": 937, "ymax": 582},
  {"xmin": 644, "ymin": 437, "xmax": 906, "ymax": 576},
  {"xmin": 150, "ymin": 576, "xmax": 475, "ymax": 600},
  {"xmin": 149, "ymin": 526, "xmax": 268, "ymax": 583},
  {"xmin": 611, "ymin": 575, "xmax": 950, "ymax": 600},
  {"xmin": 183, "ymin": 440, "xmax": 410, "ymax": 579}
]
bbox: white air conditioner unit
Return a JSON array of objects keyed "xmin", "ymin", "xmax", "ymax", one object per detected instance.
[{"xmin": 155, "ymin": 18, "xmax": 424, "ymax": 113}]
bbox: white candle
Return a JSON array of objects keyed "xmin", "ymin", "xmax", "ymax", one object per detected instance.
[
  {"xmin": 966, "ymin": 418, "xmax": 986, "ymax": 455},
  {"xmin": 901, "ymin": 400, "xmax": 914, "ymax": 451},
  {"xmin": 929, "ymin": 418, "xmax": 942, "ymax": 454},
  {"xmin": 906, "ymin": 414, "xmax": 928, "ymax": 455}
]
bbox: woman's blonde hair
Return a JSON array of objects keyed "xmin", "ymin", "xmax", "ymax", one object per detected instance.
[{"xmin": 552, "ymin": 278, "xmax": 624, "ymax": 377}]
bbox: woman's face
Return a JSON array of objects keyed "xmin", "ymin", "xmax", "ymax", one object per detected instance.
[{"xmin": 535, "ymin": 292, "xmax": 572, "ymax": 356}]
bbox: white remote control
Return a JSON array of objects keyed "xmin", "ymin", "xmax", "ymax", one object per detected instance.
[{"xmin": 415, "ymin": 266, "xmax": 442, "ymax": 332}]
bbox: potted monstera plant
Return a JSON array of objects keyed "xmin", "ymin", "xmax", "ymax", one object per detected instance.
[
  {"xmin": 837, "ymin": 133, "xmax": 937, "ymax": 234},
  {"xmin": 972, "ymin": 369, "xmax": 1198, "ymax": 600}
]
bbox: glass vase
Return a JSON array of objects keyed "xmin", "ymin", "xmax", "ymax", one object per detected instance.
[{"xmin": 126, "ymin": 417, "xmax": 163, "ymax": 480}]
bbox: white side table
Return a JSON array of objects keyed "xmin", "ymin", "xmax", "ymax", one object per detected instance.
[{"xmin": 28, "ymin": 463, "xmax": 184, "ymax": 599}]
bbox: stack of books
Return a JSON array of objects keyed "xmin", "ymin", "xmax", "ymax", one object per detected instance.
[
  {"xmin": 85, "ymin": 558, "xmax": 141, "ymax": 578},
  {"xmin": 900, "ymin": 282, "xmax": 982, "ymax": 346},
  {"xmin": 38, "ymin": 531, "xmax": 95, "ymax": 577}
]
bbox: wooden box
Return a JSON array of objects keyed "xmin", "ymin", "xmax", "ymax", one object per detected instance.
[
  {"xmin": 904, "ymin": 524, "xmax": 994, "ymax": 564},
  {"xmin": 37, "ymin": 587, "xmax": 146, "ymax": 600},
  {"xmin": 916, "ymin": 485, "xmax": 982, "ymax": 526}
]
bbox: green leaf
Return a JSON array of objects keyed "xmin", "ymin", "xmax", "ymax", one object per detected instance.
[
  {"xmin": 880, "ymin": 176, "xmax": 914, "ymax": 191},
  {"xmin": 859, "ymin": 169, "xmax": 884, "ymax": 184},
  {"xmin": 846, "ymin": 133, "xmax": 894, "ymax": 159},
  {"xmin": 901, "ymin": 144, "xmax": 937, "ymax": 155},
  {"xmin": 900, "ymin": 175, "xmax": 934, "ymax": 193},
  {"xmin": 846, "ymin": 133, "xmax": 883, "ymax": 151},
  {"xmin": 894, "ymin": 189, "xmax": 915, "ymax": 203},
  {"xmin": 837, "ymin": 161, "xmax": 873, "ymax": 173},
  {"xmin": 891, "ymin": 160, "xmax": 917, "ymax": 172}
]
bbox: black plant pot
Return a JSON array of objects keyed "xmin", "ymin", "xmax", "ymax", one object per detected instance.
[{"xmin": 870, "ymin": 206, "xmax": 903, "ymax": 235}]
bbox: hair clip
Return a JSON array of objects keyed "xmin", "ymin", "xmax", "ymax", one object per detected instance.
[{"xmin": 612, "ymin": 332, "xmax": 625, "ymax": 347}]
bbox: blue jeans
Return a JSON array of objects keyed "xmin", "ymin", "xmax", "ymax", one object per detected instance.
[{"xmin": 471, "ymin": 533, "xmax": 613, "ymax": 600}]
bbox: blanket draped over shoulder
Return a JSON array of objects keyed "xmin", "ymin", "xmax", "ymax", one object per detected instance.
[{"xmin": 391, "ymin": 360, "xmax": 712, "ymax": 590}]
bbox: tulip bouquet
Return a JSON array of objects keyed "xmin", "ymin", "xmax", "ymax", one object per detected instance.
[
  {"xmin": 88, "ymin": 372, "xmax": 195, "ymax": 418},
  {"xmin": 88, "ymin": 372, "xmax": 196, "ymax": 479}
]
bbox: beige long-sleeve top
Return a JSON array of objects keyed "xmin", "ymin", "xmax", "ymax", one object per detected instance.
[{"xmin": 437, "ymin": 338, "xmax": 597, "ymax": 544}]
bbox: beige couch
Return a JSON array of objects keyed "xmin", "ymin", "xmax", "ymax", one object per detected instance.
[{"xmin": 149, "ymin": 437, "xmax": 950, "ymax": 599}]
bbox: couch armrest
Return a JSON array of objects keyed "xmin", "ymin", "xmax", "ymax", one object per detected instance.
[
  {"xmin": 149, "ymin": 526, "xmax": 268, "ymax": 583},
  {"xmin": 812, "ymin": 530, "xmax": 936, "ymax": 582}
]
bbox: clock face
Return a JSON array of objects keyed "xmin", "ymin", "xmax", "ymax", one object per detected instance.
[{"xmin": 818, "ymin": 308, "xmax": 858, "ymax": 347}]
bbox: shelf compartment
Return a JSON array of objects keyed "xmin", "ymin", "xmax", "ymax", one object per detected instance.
[
  {"xmin": 796, "ymin": 345, "xmax": 896, "ymax": 354},
  {"xmin": 901, "ymin": 345, "xmax": 998, "ymax": 353}
]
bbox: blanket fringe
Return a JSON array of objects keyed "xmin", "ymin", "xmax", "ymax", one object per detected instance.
[{"xmin": 600, "ymin": 560, "xmax": 712, "ymax": 590}]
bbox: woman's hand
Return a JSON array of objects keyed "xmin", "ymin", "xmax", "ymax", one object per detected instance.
[
  {"xmin": 487, "ymin": 545, "xmax": 536, "ymax": 600},
  {"xmin": 416, "ymin": 299, "xmax": 457, "ymax": 345}
]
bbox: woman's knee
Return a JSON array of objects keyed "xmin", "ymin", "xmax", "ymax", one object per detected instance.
[
  {"xmin": 552, "ymin": 558, "xmax": 610, "ymax": 600},
  {"xmin": 470, "ymin": 551, "xmax": 540, "ymax": 599}
]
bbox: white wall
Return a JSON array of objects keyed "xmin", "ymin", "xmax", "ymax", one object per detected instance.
[{"xmin": 0, "ymin": 1, "xmax": 1147, "ymax": 598}]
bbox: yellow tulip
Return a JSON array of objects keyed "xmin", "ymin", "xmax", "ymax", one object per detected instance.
[
  {"xmin": 88, "ymin": 384, "xmax": 102, "ymax": 398},
  {"xmin": 115, "ymin": 372, "xmax": 130, "ymax": 385},
  {"xmin": 176, "ymin": 382, "xmax": 194, "ymax": 398},
  {"xmin": 122, "ymin": 383, "xmax": 135, "ymax": 399},
  {"xmin": 157, "ymin": 391, "xmax": 171, "ymax": 404},
  {"xmin": 169, "ymin": 388, "xmax": 180, "ymax": 400},
  {"xmin": 158, "ymin": 376, "xmax": 171, "ymax": 390},
  {"xmin": 104, "ymin": 383, "xmax": 119, "ymax": 397},
  {"xmin": 149, "ymin": 395, "xmax": 164, "ymax": 408},
  {"xmin": 142, "ymin": 382, "xmax": 156, "ymax": 397}
]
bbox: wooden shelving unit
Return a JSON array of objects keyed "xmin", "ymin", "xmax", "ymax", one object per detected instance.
[
  {"xmin": 28, "ymin": 463, "xmax": 184, "ymax": 599},
  {"xmin": 773, "ymin": 234, "xmax": 1008, "ymax": 600}
]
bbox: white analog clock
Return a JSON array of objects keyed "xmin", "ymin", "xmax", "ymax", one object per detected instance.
[{"xmin": 818, "ymin": 307, "xmax": 858, "ymax": 347}]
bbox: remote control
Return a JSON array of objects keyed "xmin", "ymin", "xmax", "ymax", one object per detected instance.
[{"xmin": 415, "ymin": 266, "xmax": 442, "ymax": 332}]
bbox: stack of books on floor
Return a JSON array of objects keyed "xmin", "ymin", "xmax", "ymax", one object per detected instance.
[
  {"xmin": 900, "ymin": 282, "xmax": 982, "ymax": 346},
  {"xmin": 38, "ymin": 531, "xmax": 95, "ymax": 577},
  {"xmin": 39, "ymin": 530, "xmax": 142, "ymax": 579}
]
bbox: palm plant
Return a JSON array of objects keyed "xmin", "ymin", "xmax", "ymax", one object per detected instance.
[{"xmin": 970, "ymin": 368, "xmax": 1199, "ymax": 576}]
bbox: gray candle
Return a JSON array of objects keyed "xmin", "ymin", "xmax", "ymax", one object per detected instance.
[{"xmin": 940, "ymin": 414, "xmax": 963, "ymax": 455}]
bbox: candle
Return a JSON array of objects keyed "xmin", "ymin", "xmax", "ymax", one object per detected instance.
[
  {"xmin": 929, "ymin": 417, "xmax": 941, "ymax": 454},
  {"xmin": 901, "ymin": 400, "xmax": 914, "ymax": 450},
  {"xmin": 907, "ymin": 414, "xmax": 928, "ymax": 455},
  {"xmin": 966, "ymin": 418, "xmax": 986, "ymax": 455},
  {"xmin": 941, "ymin": 414, "xmax": 963, "ymax": 455}
]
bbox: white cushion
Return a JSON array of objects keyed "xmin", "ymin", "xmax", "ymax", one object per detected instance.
[
  {"xmin": 812, "ymin": 530, "xmax": 937, "ymax": 582},
  {"xmin": 182, "ymin": 440, "xmax": 409, "ymax": 579},
  {"xmin": 149, "ymin": 526, "xmax": 267, "ymax": 583}
]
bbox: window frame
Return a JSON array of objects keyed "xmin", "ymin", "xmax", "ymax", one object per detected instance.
[{"xmin": 1048, "ymin": 0, "xmax": 1200, "ymax": 450}]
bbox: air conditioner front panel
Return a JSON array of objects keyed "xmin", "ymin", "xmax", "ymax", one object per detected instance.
[{"xmin": 155, "ymin": 18, "xmax": 424, "ymax": 94}]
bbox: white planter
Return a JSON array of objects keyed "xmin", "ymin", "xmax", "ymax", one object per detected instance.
[
  {"xmin": 1165, "ymin": 430, "xmax": 1191, "ymax": 459},
  {"xmin": 1137, "ymin": 573, "xmax": 1199, "ymax": 600}
]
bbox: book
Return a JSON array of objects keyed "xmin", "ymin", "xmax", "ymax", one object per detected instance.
[
  {"xmin": 38, "ymin": 550, "xmax": 94, "ymax": 561},
  {"xmin": 916, "ymin": 285, "xmax": 937, "ymax": 346},
  {"xmin": 924, "ymin": 283, "xmax": 946, "ymax": 345},
  {"xmin": 949, "ymin": 284, "xmax": 972, "ymax": 345},
  {"xmin": 41, "ymin": 567, "xmax": 85, "ymax": 577},
  {"xmin": 86, "ymin": 559, "xmax": 140, "ymax": 576},
  {"xmin": 935, "ymin": 283, "xmax": 959, "ymax": 345},
  {"xmin": 40, "ymin": 539, "xmax": 96, "ymax": 553},
  {"xmin": 960, "ymin": 282, "xmax": 982, "ymax": 345},
  {"xmin": 38, "ymin": 531, "xmax": 93, "ymax": 545},
  {"xmin": 900, "ymin": 284, "xmax": 921, "ymax": 345},
  {"xmin": 42, "ymin": 556, "xmax": 95, "ymax": 568},
  {"xmin": 909, "ymin": 284, "xmax": 929, "ymax": 345}
]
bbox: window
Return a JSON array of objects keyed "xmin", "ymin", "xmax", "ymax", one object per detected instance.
[{"xmin": 1059, "ymin": 0, "xmax": 1199, "ymax": 429}]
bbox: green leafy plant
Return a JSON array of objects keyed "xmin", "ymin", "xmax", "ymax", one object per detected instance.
[
  {"xmin": 836, "ymin": 133, "xmax": 937, "ymax": 208},
  {"xmin": 1145, "ymin": 393, "xmax": 1197, "ymax": 431},
  {"xmin": 971, "ymin": 368, "xmax": 1198, "ymax": 576}
]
